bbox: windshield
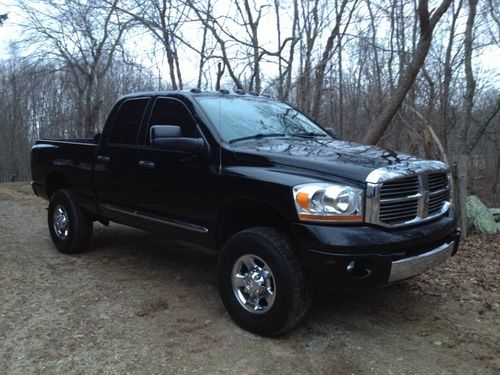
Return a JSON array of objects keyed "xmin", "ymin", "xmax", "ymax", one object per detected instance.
[{"xmin": 195, "ymin": 96, "xmax": 329, "ymax": 143}]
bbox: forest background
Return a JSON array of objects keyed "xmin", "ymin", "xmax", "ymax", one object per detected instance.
[{"xmin": 0, "ymin": 0, "xmax": 498, "ymax": 230}]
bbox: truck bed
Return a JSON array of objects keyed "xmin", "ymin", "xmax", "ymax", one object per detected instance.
[{"xmin": 31, "ymin": 138, "xmax": 99, "ymax": 212}]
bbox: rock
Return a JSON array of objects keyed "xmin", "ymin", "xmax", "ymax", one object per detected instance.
[{"xmin": 466, "ymin": 196, "xmax": 498, "ymax": 235}]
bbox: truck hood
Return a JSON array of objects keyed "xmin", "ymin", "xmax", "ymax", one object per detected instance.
[{"xmin": 229, "ymin": 138, "xmax": 443, "ymax": 183}]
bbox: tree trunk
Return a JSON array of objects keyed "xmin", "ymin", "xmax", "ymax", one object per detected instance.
[
  {"xmin": 311, "ymin": 0, "xmax": 349, "ymax": 120},
  {"xmin": 453, "ymin": 155, "xmax": 468, "ymax": 236},
  {"xmin": 460, "ymin": 0, "xmax": 478, "ymax": 150},
  {"xmin": 363, "ymin": 0, "xmax": 453, "ymax": 145},
  {"xmin": 283, "ymin": 0, "xmax": 298, "ymax": 101},
  {"xmin": 451, "ymin": 0, "xmax": 477, "ymax": 237},
  {"xmin": 440, "ymin": 0, "xmax": 463, "ymax": 151}
]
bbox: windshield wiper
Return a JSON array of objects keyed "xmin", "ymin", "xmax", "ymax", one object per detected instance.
[
  {"xmin": 290, "ymin": 132, "xmax": 328, "ymax": 138},
  {"xmin": 228, "ymin": 133, "xmax": 286, "ymax": 144}
]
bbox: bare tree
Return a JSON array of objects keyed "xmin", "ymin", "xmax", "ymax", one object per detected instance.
[
  {"xmin": 363, "ymin": 0, "xmax": 453, "ymax": 145},
  {"xmin": 310, "ymin": 0, "xmax": 354, "ymax": 119},
  {"xmin": 281, "ymin": 0, "xmax": 299, "ymax": 101},
  {"xmin": 196, "ymin": 0, "xmax": 212, "ymax": 89},
  {"xmin": 19, "ymin": 0, "xmax": 129, "ymax": 137},
  {"xmin": 295, "ymin": 0, "xmax": 330, "ymax": 112},
  {"xmin": 186, "ymin": 0, "xmax": 245, "ymax": 90},
  {"xmin": 451, "ymin": 0, "xmax": 500, "ymax": 233},
  {"xmin": 456, "ymin": 0, "xmax": 500, "ymax": 156},
  {"xmin": 115, "ymin": 0, "xmax": 188, "ymax": 90},
  {"xmin": 235, "ymin": 0, "xmax": 265, "ymax": 92},
  {"xmin": 439, "ymin": 0, "xmax": 463, "ymax": 150}
]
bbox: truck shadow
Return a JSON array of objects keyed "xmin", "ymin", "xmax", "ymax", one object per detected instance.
[
  {"xmin": 86, "ymin": 224, "xmax": 438, "ymax": 334},
  {"xmin": 88, "ymin": 224, "xmax": 218, "ymax": 286}
]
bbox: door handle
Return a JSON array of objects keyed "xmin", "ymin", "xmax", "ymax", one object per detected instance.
[
  {"xmin": 96, "ymin": 155, "xmax": 111, "ymax": 163},
  {"xmin": 137, "ymin": 160, "xmax": 156, "ymax": 169}
]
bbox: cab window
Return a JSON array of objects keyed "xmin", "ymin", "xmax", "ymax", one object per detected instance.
[
  {"xmin": 146, "ymin": 98, "xmax": 197, "ymax": 144},
  {"xmin": 108, "ymin": 98, "xmax": 149, "ymax": 145}
]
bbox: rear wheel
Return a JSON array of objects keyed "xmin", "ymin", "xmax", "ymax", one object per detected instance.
[
  {"xmin": 217, "ymin": 227, "xmax": 312, "ymax": 336},
  {"xmin": 48, "ymin": 189, "xmax": 93, "ymax": 254}
]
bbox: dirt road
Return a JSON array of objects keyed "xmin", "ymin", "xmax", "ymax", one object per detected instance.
[{"xmin": 0, "ymin": 183, "xmax": 498, "ymax": 374}]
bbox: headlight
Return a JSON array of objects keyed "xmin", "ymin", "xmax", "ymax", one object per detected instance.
[{"xmin": 293, "ymin": 183, "xmax": 364, "ymax": 222}]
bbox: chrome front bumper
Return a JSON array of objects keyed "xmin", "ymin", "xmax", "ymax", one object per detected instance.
[{"xmin": 388, "ymin": 241, "xmax": 455, "ymax": 282}]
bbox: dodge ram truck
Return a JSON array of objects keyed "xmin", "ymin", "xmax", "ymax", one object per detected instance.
[{"xmin": 31, "ymin": 89, "xmax": 460, "ymax": 336}]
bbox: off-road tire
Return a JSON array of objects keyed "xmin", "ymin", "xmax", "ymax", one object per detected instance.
[
  {"xmin": 48, "ymin": 189, "xmax": 93, "ymax": 254},
  {"xmin": 217, "ymin": 227, "xmax": 312, "ymax": 336}
]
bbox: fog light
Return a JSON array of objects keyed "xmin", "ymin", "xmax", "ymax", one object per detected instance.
[{"xmin": 346, "ymin": 260, "xmax": 372, "ymax": 279}]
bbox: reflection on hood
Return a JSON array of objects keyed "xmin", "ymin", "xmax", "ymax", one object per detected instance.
[{"xmin": 229, "ymin": 137, "xmax": 442, "ymax": 182}]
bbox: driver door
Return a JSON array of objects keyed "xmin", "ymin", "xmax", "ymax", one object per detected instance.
[{"xmin": 134, "ymin": 97, "xmax": 214, "ymax": 233}]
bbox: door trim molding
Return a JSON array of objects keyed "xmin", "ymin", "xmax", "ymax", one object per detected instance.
[{"xmin": 100, "ymin": 203, "xmax": 209, "ymax": 233}]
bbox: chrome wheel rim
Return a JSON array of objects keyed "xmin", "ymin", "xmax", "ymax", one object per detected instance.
[
  {"xmin": 231, "ymin": 254, "xmax": 276, "ymax": 314},
  {"xmin": 53, "ymin": 204, "xmax": 69, "ymax": 240}
]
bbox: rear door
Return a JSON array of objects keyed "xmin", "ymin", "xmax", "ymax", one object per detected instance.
[{"xmin": 94, "ymin": 97, "xmax": 150, "ymax": 217}]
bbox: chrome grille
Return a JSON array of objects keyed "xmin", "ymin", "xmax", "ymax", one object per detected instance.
[
  {"xmin": 366, "ymin": 166, "xmax": 451, "ymax": 228},
  {"xmin": 429, "ymin": 191, "xmax": 449, "ymax": 215},
  {"xmin": 380, "ymin": 176, "xmax": 419, "ymax": 199},
  {"xmin": 428, "ymin": 173, "xmax": 448, "ymax": 191},
  {"xmin": 379, "ymin": 198, "xmax": 419, "ymax": 224},
  {"xmin": 428, "ymin": 173, "xmax": 450, "ymax": 215},
  {"xmin": 379, "ymin": 176, "xmax": 420, "ymax": 224}
]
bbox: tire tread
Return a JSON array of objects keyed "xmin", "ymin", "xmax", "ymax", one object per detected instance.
[
  {"xmin": 48, "ymin": 189, "xmax": 93, "ymax": 254},
  {"xmin": 217, "ymin": 226, "xmax": 312, "ymax": 336},
  {"xmin": 246, "ymin": 227, "xmax": 312, "ymax": 335}
]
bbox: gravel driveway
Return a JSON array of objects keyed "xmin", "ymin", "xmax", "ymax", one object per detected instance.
[{"xmin": 0, "ymin": 183, "xmax": 498, "ymax": 374}]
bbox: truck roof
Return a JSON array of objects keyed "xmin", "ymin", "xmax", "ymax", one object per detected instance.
[{"xmin": 119, "ymin": 89, "xmax": 273, "ymax": 101}]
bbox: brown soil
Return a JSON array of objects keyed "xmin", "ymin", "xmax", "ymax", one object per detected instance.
[{"xmin": 0, "ymin": 182, "xmax": 498, "ymax": 374}]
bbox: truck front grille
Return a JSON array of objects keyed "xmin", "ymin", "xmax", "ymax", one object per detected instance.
[
  {"xmin": 366, "ymin": 167, "xmax": 451, "ymax": 228},
  {"xmin": 379, "ymin": 197, "xmax": 419, "ymax": 224},
  {"xmin": 428, "ymin": 173, "xmax": 450, "ymax": 215}
]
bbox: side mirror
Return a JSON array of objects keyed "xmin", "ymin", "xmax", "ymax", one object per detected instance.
[
  {"xmin": 150, "ymin": 125, "xmax": 206, "ymax": 154},
  {"xmin": 93, "ymin": 133, "xmax": 101, "ymax": 143}
]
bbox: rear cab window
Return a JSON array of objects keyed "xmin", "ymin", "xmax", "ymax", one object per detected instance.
[{"xmin": 108, "ymin": 98, "xmax": 149, "ymax": 146}]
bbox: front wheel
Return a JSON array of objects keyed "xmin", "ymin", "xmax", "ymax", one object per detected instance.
[
  {"xmin": 48, "ymin": 189, "xmax": 93, "ymax": 254},
  {"xmin": 217, "ymin": 227, "xmax": 312, "ymax": 336}
]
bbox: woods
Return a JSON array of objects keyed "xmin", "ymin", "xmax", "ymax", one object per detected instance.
[{"xmin": 0, "ymin": 0, "xmax": 499, "ymax": 209}]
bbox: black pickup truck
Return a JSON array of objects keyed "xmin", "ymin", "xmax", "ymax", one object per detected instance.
[{"xmin": 31, "ymin": 90, "xmax": 460, "ymax": 336}]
